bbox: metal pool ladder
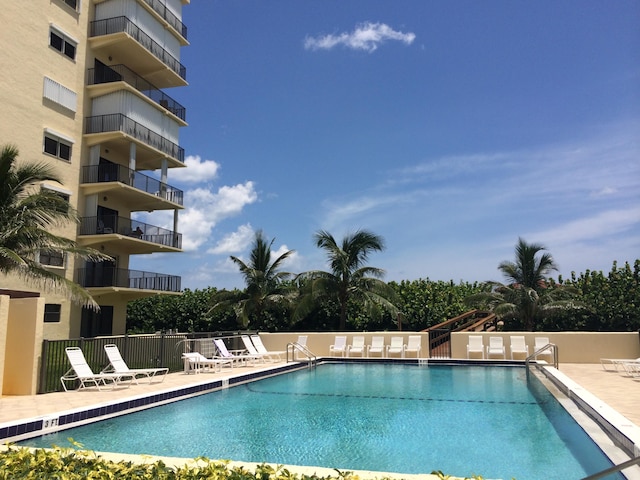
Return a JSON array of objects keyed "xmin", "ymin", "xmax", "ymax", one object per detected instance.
[
  {"xmin": 286, "ymin": 342, "xmax": 317, "ymax": 368},
  {"xmin": 525, "ymin": 343, "xmax": 558, "ymax": 379}
]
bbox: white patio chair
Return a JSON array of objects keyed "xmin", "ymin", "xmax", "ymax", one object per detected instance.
[
  {"xmin": 467, "ymin": 335, "xmax": 484, "ymax": 359},
  {"xmin": 329, "ymin": 335, "xmax": 347, "ymax": 357},
  {"xmin": 534, "ymin": 337, "xmax": 554, "ymax": 363},
  {"xmin": 509, "ymin": 336, "xmax": 529, "ymax": 360},
  {"xmin": 213, "ymin": 338, "xmax": 259, "ymax": 366},
  {"xmin": 182, "ymin": 352, "xmax": 233, "ymax": 374},
  {"xmin": 386, "ymin": 336, "xmax": 405, "ymax": 358},
  {"xmin": 61, "ymin": 347, "xmax": 133, "ymax": 391},
  {"xmin": 367, "ymin": 336, "xmax": 385, "ymax": 358},
  {"xmin": 347, "ymin": 335, "xmax": 366, "ymax": 357},
  {"xmin": 102, "ymin": 344, "xmax": 168, "ymax": 383},
  {"xmin": 250, "ymin": 335, "xmax": 285, "ymax": 362},
  {"xmin": 404, "ymin": 335, "xmax": 422, "ymax": 358},
  {"xmin": 486, "ymin": 337, "xmax": 506, "ymax": 359}
]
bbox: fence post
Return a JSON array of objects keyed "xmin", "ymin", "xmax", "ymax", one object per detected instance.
[
  {"xmin": 38, "ymin": 340, "xmax": 50, "ymax": 394},
  {"xmin": 159, "ymin": 331, "xmax": 165, "ymax": 368}
]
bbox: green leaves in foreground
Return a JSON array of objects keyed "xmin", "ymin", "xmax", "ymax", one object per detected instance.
[{"xmin": 0, "ymin": 444, "xmax": 497, "ymax": 479}]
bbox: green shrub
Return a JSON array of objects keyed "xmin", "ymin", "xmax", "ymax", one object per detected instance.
[{"xmin": 0, "ymin": 444, "xmax": 494, "ymax": 480}]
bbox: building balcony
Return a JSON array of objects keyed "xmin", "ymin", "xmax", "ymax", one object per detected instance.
[
  {"xmin": 84, "ymin": 113, "xmax": 185, "ymax": 168},
  {"xmin": 81, "ymin": 164, "xmax": 184, "ymax": 211},
  {"xmin": 140, "ymin": 0, "xmax": 188, "ymax": 43},
  {"xmin": 78, "ymin": 267, "xmax": 181, "ymax": 294},
  {"xmin": 88, "ymin": 64, "xmax": 186, "ymax": 123},
  {"xmin": 78, "ymin": 215, "xmax": 182, "ymax": 254},
  {"xmin": 89, "ymin": 16, "xmax": 187, "ymax": 88}
]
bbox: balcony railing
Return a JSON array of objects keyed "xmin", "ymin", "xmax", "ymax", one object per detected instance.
[
  {"xmin": 82, "ymin": 163, "xmax": 184, "ymax": 206},
  {"xmin": 78, "ymin": 267, "xmax": 181, "ymax": 292},
  {"xmin": 79, "ymin": 215, "xmax": 182, "ymax": 249},
  {"xmin": 88, "ymin": 64, "xmax": 186, "ymax": 121},
  {"xmin": 141, "ymin": 0, "xmax": 187, "ymax": 40},
  {"xmin": 90, "ymin": 16, "xmax": 186, "ymax": 81},
  {"xmin": 85, "ymin": 113, "xmax": 185, "ymax": 163}
]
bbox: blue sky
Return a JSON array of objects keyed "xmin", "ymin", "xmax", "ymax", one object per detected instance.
[{"xmin": 132, "ymin": 0, "xmax": 640, "ymax": 290}]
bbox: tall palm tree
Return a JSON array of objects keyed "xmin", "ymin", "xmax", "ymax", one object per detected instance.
[
  {"xmin": 466, "ymin": 237, "xmax": 579, "ymax": 330},
  {"xmin": 0, "ymin": 144, "xmax": 110, "ymax": 309},
  {"xmin": 210, "ymin": 230, "xmax": 296, "ymax": 328},
  {"xmin": 297, "ymin": 229, "xmax": 399, "ymax": 330}
]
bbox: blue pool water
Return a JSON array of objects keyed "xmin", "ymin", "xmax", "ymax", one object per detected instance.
[{"xmin": 22, "ymin": 364, "xmax": 620, "ymax": 479}]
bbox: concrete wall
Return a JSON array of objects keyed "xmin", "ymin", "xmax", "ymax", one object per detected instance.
[
  {"xmin": 258, "ymin": 331, "xmax": 640, "ymax": 363},
  {"xmin": 2, "ymin": 297, "xmax": 45, "ymax": 395},
  {"xmin": 0, "ymin": 296, "xmax": 9, "ymax": 392},
  {"xmin": 452, "ymin": 331, "xmax": 640, "ymax": 363}
]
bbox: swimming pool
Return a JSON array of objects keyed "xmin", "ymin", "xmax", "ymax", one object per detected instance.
[{"xmin": 21, "ymin": 364, "xmax": 621, "ymax": 479}]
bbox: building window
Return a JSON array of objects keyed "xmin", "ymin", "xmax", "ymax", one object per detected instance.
[
  {"xmin": 50, "ymin": 28, "xmax": 77, "ymax": 60},
  {"xmin": 63, "ymin": 0, "xmax": 79, "ymax": 11},
  {"xmin": 39, "ymin": 250, "xmax": 65, "ymax": 268},
  {"xmin": 41, "ymin": 185, "xmax": 71, "ymax": 214},
  {"xmin": 43, "ymin": 77, "xmax": 77, "ymax": 112},
  {"xmin": 43, "ymin": 134, "xmax": 72, "ymax": 161},
  {"xmin": 44, "ymin": 304, "xmax": 62, "ymax": 323}
]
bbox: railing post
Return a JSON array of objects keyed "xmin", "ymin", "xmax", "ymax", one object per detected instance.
[
  {"xmin": 159, "ymin": 331, "xmax": 166, "ymax": 368},
  {"xmin": 38, "ymin": 340, "xmax": 50, "ymax": 394}
]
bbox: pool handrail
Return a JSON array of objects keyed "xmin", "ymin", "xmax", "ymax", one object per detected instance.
[
  {"xmin": 286, "ymin": 342, "xmax": 316, "ymax": 368},
  {"xmin": 525, "ymin": 342, "xmax": 558, "ymax": 374}
]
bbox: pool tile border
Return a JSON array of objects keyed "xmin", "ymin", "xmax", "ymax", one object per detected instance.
[{"xmin": 0, "ymin": 362, "xmax": 306, "ymax": 444}]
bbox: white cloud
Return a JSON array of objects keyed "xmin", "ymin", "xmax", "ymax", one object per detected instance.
[
  {"xmin": 180, "ymin": 182, "xmax": 258, "ymax": 251},
  {"xmin": 170, "ymin": 155, "xmax": 220, "ymax": 183},
  {"xmin": 208, "ymin": 224, "xmax": 255, "ymax": 254},
  {"xmin": 304, "ymin": 22, "xmax": 416, "ymax": 53}
]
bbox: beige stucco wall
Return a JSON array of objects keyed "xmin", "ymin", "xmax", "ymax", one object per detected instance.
[
  {"xmin": 451, "ymin": 331, "xmax": 640, "ymax": 363},
  {"xmin": 258, "ymin": 331, "xmax": 640, "ymax": 364},
  {"xmin": 2, "ymin": 297, "xmax": 45, "ymax": 395}
]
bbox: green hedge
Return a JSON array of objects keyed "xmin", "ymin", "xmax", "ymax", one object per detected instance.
[{"xmin": 0, "ymin": 444, "xmax": 490, "ymax": 480}]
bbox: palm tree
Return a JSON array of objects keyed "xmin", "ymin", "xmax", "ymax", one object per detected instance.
[
  {"xmin": 210, "ymin": 230, "xmax": 296, "ymax": 328},
  {"xmin": 0, "ymin": 144, "xmax": 110, "ymax": 309},
  {"xmin": 466, "ymin": 237, "xmax": 580, "ymax": 330},
  {"xmin": 297, "ymin": 229, "xmax": 399, "ymax": 330}
]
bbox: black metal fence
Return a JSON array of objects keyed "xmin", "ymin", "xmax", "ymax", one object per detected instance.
[{"xmin": 39, "ymin": 331, "xmax": 254, "ymax": 393}]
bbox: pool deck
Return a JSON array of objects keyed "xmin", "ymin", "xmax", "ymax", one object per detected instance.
[{"xmin": 0, "ymin": 361, "xmax": 639, "ymax": 478}]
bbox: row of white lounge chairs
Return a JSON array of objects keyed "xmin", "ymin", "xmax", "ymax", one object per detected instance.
[
  {"xmin": 466, "ymin": 335, "xmax": 554, "ymax": 360},
  {"xmin": 182, "ymin": 335, "xmax": 286, "ymax": 373},
  {"xmin": 60, "ymin": 335, "xmax": 286, "ymax": 390},
  {"xmin": 325, "ymin": 335, "xmax": 422, "ymax": 358}
]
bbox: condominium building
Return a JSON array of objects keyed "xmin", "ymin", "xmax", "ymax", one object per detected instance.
[{"xmin": 0, "ymin": 0, "xmax": 189, "ymax": 340}]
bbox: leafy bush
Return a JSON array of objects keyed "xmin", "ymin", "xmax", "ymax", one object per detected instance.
[{"xmin": 0, "ymin": 444, "xmax": 493, "ymax": 479}]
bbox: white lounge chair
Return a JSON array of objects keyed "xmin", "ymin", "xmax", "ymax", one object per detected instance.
[
  {"xmin": 622, "ymin": 361, "xmax": 640, "ymax": 377},
  {"xmin": 214, "ymin": 338, "xmax": 259, "ymax": 366},
  {"xmin": 61, "ymin": 347, "xmax": 133, "ymax": 391},
  {"xmin": 387, "ymin": 336, "xmax": 404, "ymax": 358},
  {"xmin": 242, "ymin": 335, "xmax": 268, "ymax": 363},
  {"xmin": 467, "ymin": 335, "xmax": 484, "ymax": 359},
  {"xmin": 347, "ymin": 336, "xmax": 366, "ymax": 357},
  {"xmin": 509, "ymin": 336, "xmax": 529, "ymax": 360},
  {"xmin": 329, "ymin": 335, "xmax": 347, "ymax": 357},
  {"xmin": 102, "ymin": 344, "xmax": 168, "ymax": 383},
  {"xmin": 534, "ymin": 337, "xmax": 554, "ymax": 362},
  {"xmin": 404, "ymin": 335, "xmax": 422, "ymax": 358},
  {"xmin": 601, "ymin": 357, "xmax": 640, "ymax": 372},
  {"xmin": 182, "ymin": 352, "xmax": 233, "ymax": 374},
  {"xmin": 250, "ymin": 334, "xmax": 285, "ymax": 362},
  {"xmin": 486, "ymin": 337, "xmax": 506, "ymax": 359},
  {"xmin": 367, "ymin": 336, "xmax": 385, "ymax": 358}
]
